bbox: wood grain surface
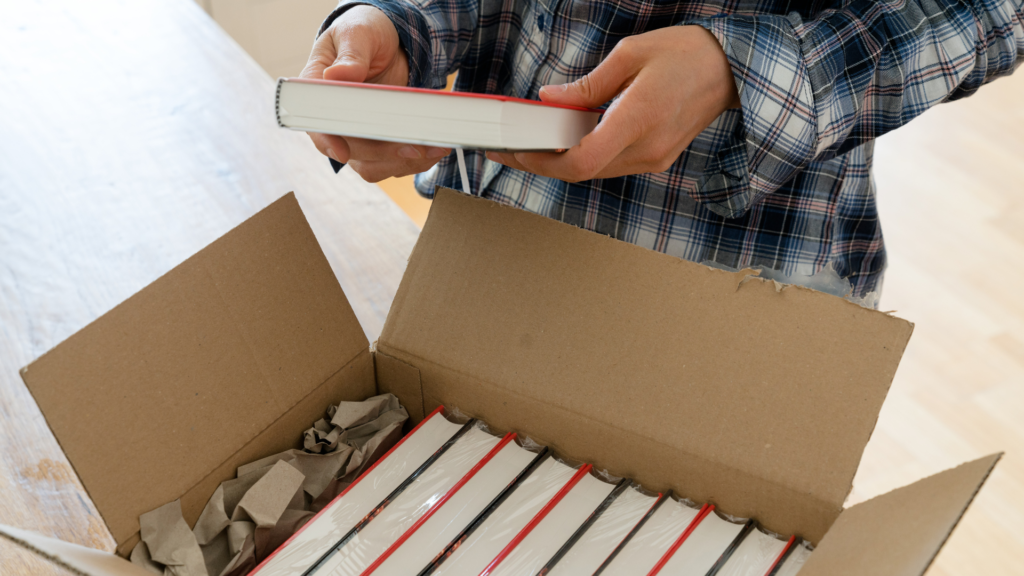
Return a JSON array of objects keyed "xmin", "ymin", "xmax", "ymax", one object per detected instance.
[
  {"xmin": 860, "ymin": 69, "xmax": 1024, "ymax": 575},
  {"xmin": 1, "ymin": 0, "xmax": 1021, "ymax": 575},
  {"xmin": 0, "ymin": 1, "xmax": 418, "ymax": 573}
]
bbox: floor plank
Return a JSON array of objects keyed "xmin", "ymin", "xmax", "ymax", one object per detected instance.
[{"xmin": 859, "ymin": 69, "xmax": 1024, "ymax": 574}]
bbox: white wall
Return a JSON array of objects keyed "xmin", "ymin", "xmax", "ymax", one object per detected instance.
[{"xmin": 197, "ymin": 0, "xmax": 339, "ymax": 79}]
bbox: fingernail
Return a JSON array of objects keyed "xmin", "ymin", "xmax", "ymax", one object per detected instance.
[
  {"xmin": 397, "ymin": 146, "xmax": 422, "ymax": 159},
  {"xmin": 426, "ymin": 147, "xmax": 450, "ymax": 159},
  {"xmin": 541, "ymin": 84, "xmax": 567, "ymax": 95},
  {"xmin": 326, "ymin": 148, "xmax": 338, "ymax": 162},
  {"xmin": 485, "ymin": 152, "xmax": 499, "ymax": 162}
]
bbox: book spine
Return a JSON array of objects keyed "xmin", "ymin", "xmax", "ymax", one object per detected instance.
[
  {"xmin": 646, "ymin": 504, "xmax": 715, "ymax": 576},
  {"xmin": 477, "ymin": 464, "xmax": 594, "ymax": 576},
  {"xmin": 764, "ymin": 536, "xmax": 797, "ymax": 576},
  {"xmin": 274, "ymin": 78, "xmax": 286, "ymax": 128},
  {"xmin": 705, "ymin": 520, "xmax": 756, "ymax": 576},
  {"xmin": 358, "ymin": 432, "xmax": 519, "ymax": 576},
  {"xmin": 418, "ymin": 448, "xmax": 552, "ymax": 576},
  {"xmin": 592, "ymin": 492, "xmax": 669, "ymax": 576},
  {"xmin": 535, "ymin": 479, "xmax": 630, "ymax": 575},
  {"xmin": 250, "ymin": 405, "xmax": 447, "ymax": 575},
  {"xmin": 300, "ymin": 418, "xmax": 478, "ymax": 576}
]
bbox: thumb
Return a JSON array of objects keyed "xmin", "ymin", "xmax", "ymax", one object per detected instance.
[
  {"xmin": 539, "ymin": 51, "xmax": 635, "ymax": 108},
  {"xmin": 323, "ymin": 30, "xmax": 376, "ymax": 83}
]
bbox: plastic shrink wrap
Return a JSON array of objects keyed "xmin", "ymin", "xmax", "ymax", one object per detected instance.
[
  {"xmin": 596, "ymin": 495, "xmax": 702, "ymax": 576},
  {"xmin": 429, "ymin": 457, "xmax": 587, "ymax": 576},
  {"xmin": 543, "ymin": 483, "xmax": 658, "ymax": 575},
  {"xmin": 658, "ymin": 511, "xmax": 748, "ymax": 575},
  {"xmin": 712, "ymin": 527, "xmax": 791, "ymax": 576},
  {"xmin": 254, "ymin": 408, "xmax": 463, "ymax": 576}
]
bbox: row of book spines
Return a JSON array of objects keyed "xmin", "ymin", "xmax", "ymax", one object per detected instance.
[{"xmin": 293, "ymin": 406, "xmax": 798, "ymax": 576}]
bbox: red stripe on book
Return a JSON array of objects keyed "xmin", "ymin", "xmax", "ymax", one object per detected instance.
[
  {"xmin": 284, "ymin": 78, "xmax": 603, "ymax": 113},
  {"xmin": 477, "ymin": 463, "xmax": 594, "ymax": 576},
  {"xmin": 647, "ymin": 503, "xmax": 714, "ymax": 576},
  {"xmin": 250, "ymin": 405, "xmax": 447, "ymax": 574},
  {"xmin": 763, "ymin": 535, "xmax": 797, "ymax": 576},
  {"xmin": 359, "ymin": 432, "xmax": 518, "ymax": 576}
]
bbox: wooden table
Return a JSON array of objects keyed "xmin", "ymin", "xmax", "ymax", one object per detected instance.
[{"xmin": 0, "ymin": 1, "xmax": 419, "ymax": 573}]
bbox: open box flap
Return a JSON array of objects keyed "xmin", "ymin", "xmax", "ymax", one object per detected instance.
[
  {"xmin": 19, "ymin": 193, "xmax": 370, "ymax": 550},
  {"xmin": 379, "ymin": 188, "xmax": 914, "ymax": 537},
  {"xmin": 0, "ymin": 524, "xmax": 151, "ymax": 576},
  {"xmin": 799, "ymin": 453, "xmax": 1001, "ymax": 576}
]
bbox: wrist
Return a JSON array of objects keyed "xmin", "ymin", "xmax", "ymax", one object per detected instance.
[{"xmin": 691, "ymin": 25, "xmax": 740, "ymax": 111}]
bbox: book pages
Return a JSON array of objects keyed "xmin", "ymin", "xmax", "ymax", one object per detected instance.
[
  {"xmin": 658, "ymin": 511, "xmax": 747, "ymax": 575},
  {"xmin": 545, "ymin": 485, "xmax": 658, "ymax": 575},
  {"xmin": 773, "ymin": 542, "xmax": 812, "ymax": 576},
  {"xmin": 314, "ymin": 426, "xmax": 500, "ymax": 576},
  {"xmin": 253, "ymin": 412, "xmax": 464, "ymax": 576},
  {"xmin": 371, "ymin": 441, "xmax": 540, "ymax": 576},
  {"xmin": 430, "ymin": 458, "xmax": 577, "ymax": 576},
  {"xmin": 714, "ymin": 528, "xmax": 789, "ymax": 576},
  {"xmin": 486, "ymin": 472, "xmax": 617, "ymax": 576},
  {"xmin": 599, "ymin": 497, "xmax": 701, "ymax": 576}
]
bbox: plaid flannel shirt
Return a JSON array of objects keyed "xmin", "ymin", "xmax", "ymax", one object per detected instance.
[{"xmin": 321, "ymin": 0, "xmax": 1022, "ymax": 304}]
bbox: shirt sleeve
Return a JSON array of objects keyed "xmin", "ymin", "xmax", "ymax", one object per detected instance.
[
  {"xmin": 689, "ymin": 0, "xmax": 1023, "ymax": 219},
  {"xmin": 320, "ymin": 0, "xmax": 480, "ymax": 89}
]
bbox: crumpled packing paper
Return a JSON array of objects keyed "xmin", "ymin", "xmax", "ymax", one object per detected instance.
[{"xmin": 130, "ymin": 394, "xmax": 408, "ymax": 576}]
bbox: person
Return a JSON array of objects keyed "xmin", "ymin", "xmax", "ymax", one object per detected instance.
[{"xmin": 302, "ymin": 0, "xmax": 1022, "ymax": 307}]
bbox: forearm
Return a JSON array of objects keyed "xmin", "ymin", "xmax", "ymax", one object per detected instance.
[
  {"xmin": 792, "ymin": 0, "xmax": 1021, "ymax": 154},
  {"xmin": 687, "ymin": 0, "xmax": 1022, "ymax": 215},
  {"xmin": 322, "ymin": 0, "xmax": 479, "ymax": 89}
]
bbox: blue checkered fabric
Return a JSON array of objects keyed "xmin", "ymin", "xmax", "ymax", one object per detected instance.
[{"xmin": 320, "ymin": 0, "xmax": 1022, "ymax": 302}]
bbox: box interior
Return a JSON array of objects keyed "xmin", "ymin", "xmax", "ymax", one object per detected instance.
[
  {"xmin": 377, "ymin": 189, "xmax": 914, "ymax": 541},
  {"xmin": 15, "ymin": 190, "xmax": 999, "ymax": 576},
  {"xmin": 19, "ymin": 194, "xmax": 376, "ymax": 556}
]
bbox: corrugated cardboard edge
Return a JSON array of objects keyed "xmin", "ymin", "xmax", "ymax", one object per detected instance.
[
  {"xmin": 17, "ymin": 193, "xmax": 376, "ymax": 557},
  {"xmin": 374, "ymin": 349, "xmax": 425, "ymax": 422},
  {"xmin": 25, "ymin": 346, "xmax": 375, "ymax": 558},
  {"xmin": 799, "ymin": 453, "xmax": 1002, "ymax": 576},
  {"xmin": 0, "ymin": 524, "xmax": 152, "ymax": 576}
]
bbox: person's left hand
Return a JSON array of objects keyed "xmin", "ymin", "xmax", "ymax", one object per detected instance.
[{"xmin": 485, "ymin": 26, "xmax": 739, "ymax": 182}]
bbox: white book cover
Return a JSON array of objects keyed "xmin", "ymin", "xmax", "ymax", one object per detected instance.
[
  {"xmin": 542, "ymin": 484, "xmax": 658, "ymax": 576},
  {"xmin": 485, "ymin": 472, "xmax": 618, "ymax": 576},
  {"xmin": 371, "ymin": 441, "xmax": 542, "ymax": 576},
  {"xmin": 430, "ymin": 457, "xmax": 578, "ymax": 576},
  {"xmin": 658, "ymin": 511, "xmax": 747, "ymax": 575},
  {"xmin": 252, "ymin": 409, "xmax": 464, "ymax": 576},
  {"xmin": 715, "ymin": 528, "xmax": 790, "ymax": 576},
  {"xmin": 312, "ymin": 426, "xmax": 501, "ymax": 576},
  {"xmin": 598, "ymin": 497, "xmax": 702, "ymax": 576}
]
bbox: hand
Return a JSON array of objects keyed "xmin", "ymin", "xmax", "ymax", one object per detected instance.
[
  {"xmin": 301, "ymin": 6, "xmax": 451, "ymax": 182},
  {"xmin": 485, "ymin": 26, "xmax": 739, "ymax": 182}
]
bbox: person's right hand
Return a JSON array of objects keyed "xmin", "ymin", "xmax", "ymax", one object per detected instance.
[{"xmin": 301, "ymin": 6, "xmax": 451, "ymax": 182}]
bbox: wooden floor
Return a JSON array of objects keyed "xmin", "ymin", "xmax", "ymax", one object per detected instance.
[
  {"xmin": 855, "ymin": 70, "xmax": 1024, "ymax": 574},
  {"xmin": 368, "ymin": 70, "xmax": 1024, "ymax": 574},
  {"xmin": 377, "ymin": 175, "xmax": 433, "ymax": 227}
]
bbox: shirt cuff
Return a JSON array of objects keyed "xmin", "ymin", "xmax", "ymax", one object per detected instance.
[
  {"xmin": 688, "ymin": 14, "xmax": 817, "ymax": 219},
  {"xmin": 319, "ymin": 0, "xmax": 437, "ymax": 89}
]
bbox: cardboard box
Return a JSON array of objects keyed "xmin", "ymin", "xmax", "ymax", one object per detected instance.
[{"xmin": 2, "ymin": 189, "xmax": 1001, "ymax": 576}]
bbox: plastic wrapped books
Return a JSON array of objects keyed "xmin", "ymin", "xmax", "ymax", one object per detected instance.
[{"xmin": 251, "ymin": 406, "xmax": 809, "ymax": 576}]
